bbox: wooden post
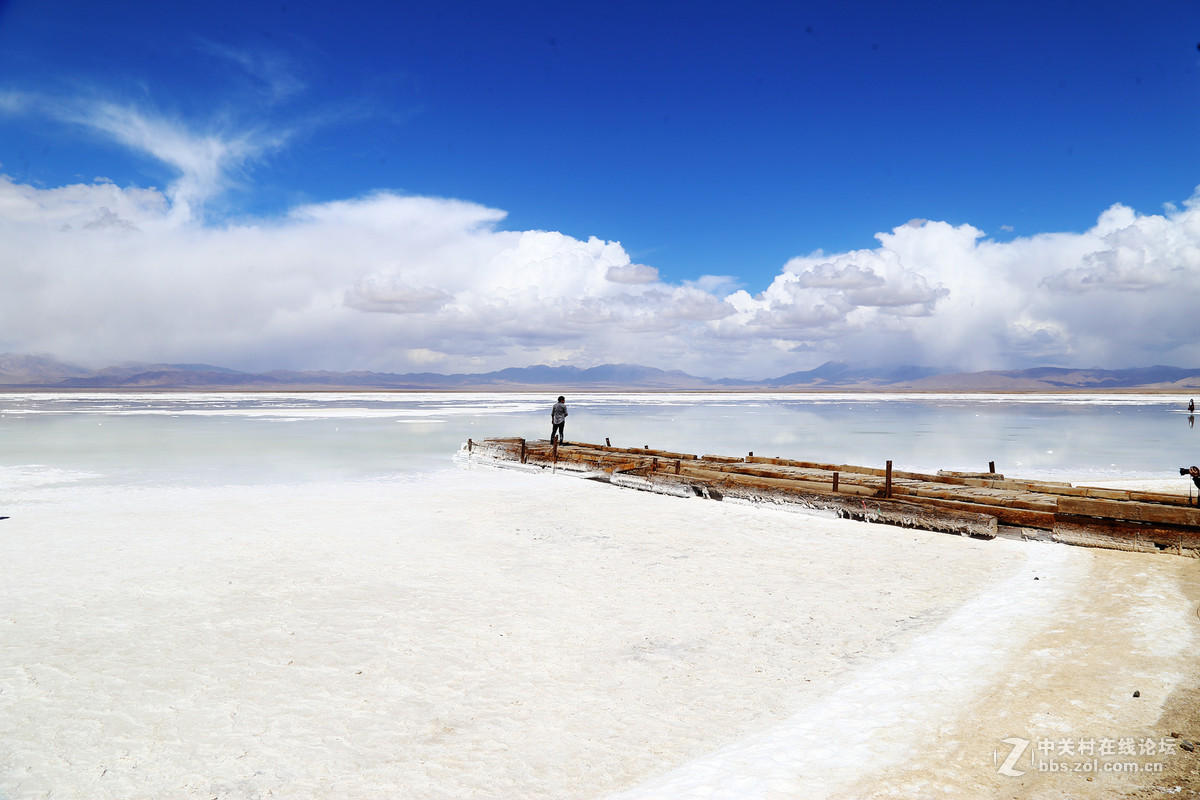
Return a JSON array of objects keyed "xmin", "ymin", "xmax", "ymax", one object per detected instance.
[
  {"xmin": 467, "ymin": 438, "xmax": 473, "ymax": 452},
  {"xmin": 749, "ymin": 451, "xmax": 754, "ymax": 458},
  {"xmin": 552, "ymin": 439, "xmax": 558, "ymax": 463},
  {"xmin": 519, "ymin": 438, "xmax": 526, "ymax": 464},
  {"xmin": 606, "ymin": 437, "xmax": 611, "ymax": 447},
  {"xmin": 675, "ymin": 459, "xmax": 681, "ymax": 475},
  {"xmin": 989, "ymin": 460, "xmax": 996, "ymax": 474},
  {"xmin": 832, "ymin": 472, "xmax": 839, "ymax": 493},
  {"xmin": 885, "ymin": 460, "xmax": 893, "ymax": 498}
]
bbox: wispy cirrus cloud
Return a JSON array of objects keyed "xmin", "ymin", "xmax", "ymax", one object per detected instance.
[
  {"xmin": 194, "ymin": 39, "xmax": 307, "ymax": 104},
  {"xmin": 1, "ymin": 88, "xmax": 289, "ymax": 221},
  {"xmin": 1, "ymin": 40, "xmax": 306, "ymax": 221},
  {"xmin": 69, "ymin": 100, "xmax": 289, "ymax": 219}
]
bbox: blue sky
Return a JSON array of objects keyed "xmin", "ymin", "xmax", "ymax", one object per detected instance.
[{"xmin": 1, "ymin": 0, "xmax": 1198, "ymax": 378}]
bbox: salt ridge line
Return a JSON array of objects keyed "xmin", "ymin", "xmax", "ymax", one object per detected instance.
[{"xmin": 605, "ymin": 544, "xmax": 1080, "ymax": 800}]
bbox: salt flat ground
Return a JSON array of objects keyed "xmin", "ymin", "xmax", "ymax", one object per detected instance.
[{"xmin": 0, "ymin": 468, "xmax": 1196, "ymax": 799}]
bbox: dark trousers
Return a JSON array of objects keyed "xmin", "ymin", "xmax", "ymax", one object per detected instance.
[{"xmin": 551, "ymin": 422, "xmax": 565, "ymax": 443}]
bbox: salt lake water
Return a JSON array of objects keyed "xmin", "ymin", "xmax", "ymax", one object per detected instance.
[{"xmin": 1, "ymin": 391, "xmax": 1197, "ymax": 486}]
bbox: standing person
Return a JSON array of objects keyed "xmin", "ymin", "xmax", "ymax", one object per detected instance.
[
  {"xmin": 1190, "ymin": 398, "xmax": 1195, "ymax": 414},
  {"xmin": 551, "ymin": 396, "xmax": 568, "ymax": 445}
]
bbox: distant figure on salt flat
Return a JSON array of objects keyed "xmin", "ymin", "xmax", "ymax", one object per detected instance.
[
  {"xmin": 551, "ymin": 395, "xmax": 568, "ymax": 445},
  {"xmin": 1190, "ymin": 398, "xmax": 1195, "ymax": 413}
]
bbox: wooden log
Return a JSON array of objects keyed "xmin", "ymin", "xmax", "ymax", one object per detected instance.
[
  {"xmin": 745, "ymin": 454, "xmax": 1071, "ymax": 493},
  {"xmin": 1126, "ymin": 490, "xmax": 1198, "ymax": 507},
  {"xmin": 685, "ymin": 461, "xmax": 850, "ymax": 483},
  {"xmin": 704, "ymin": 463, "xmax": 883, "ymax": 495},
  {"xmin": 747, "ymin": 455, "xmax": 884, "ymax": 475},
  {"xmin": 890, "ymin": 484, "xmax": 1058, "ymax": 514},
  {"xmin": 1053, "ymin": 514, "xmax": 1200, "ymax": 554},
  {"xmin": 541, "ymin": 441, "xmax": 698, "ymax": 460},
  {"xmin": 1081, "ymin": 487, "xmax": 1137, "ymax": 501},
  {"xmin": 1058, "ymin": 497, "xmax": 1200, "ymax": 528},
  {"xmin": 937, "ymin": 469, "xmax": 1004, "ymax": 480},
  {"xmin": 907, "ymin": 495, "xmax": 1057, "ymax": 530},
  {"xmin": 675, "ymin": 463, "xmax": 878, "ymax": 498},
  {"xmin": 645, "ymin": 471, "xmax": 997, "ymax": 538}
]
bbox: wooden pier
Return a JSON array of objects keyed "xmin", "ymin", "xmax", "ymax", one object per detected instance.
[{"xmin": 458, "ymin": 437, "xmax": 1200, "ymax": 558}]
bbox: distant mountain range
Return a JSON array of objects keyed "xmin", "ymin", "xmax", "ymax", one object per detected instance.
[{"xmin": 2, "ymin": 353, "xmax": 1200, "ymax": 392}]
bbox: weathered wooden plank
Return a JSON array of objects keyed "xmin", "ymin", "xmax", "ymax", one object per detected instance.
[
  {"xmin": 904, "ymin": 496, "xmax": 1057, "ymax": 530},
  {"xmin": 680, "ymin": 461, "xmax": 871, "ymax": 489},
  {"xmin": 1127, "ymin": 490, "xmax": 1198, "ymax": 507},
  {"xmin": 746, "ymin": 456, "xmax": 886, "ymax": 476},
  {"xmin": 1081, "ymin": 487, "xmax": 1134, "ymax": 501},
  {"xmin": 1058, "ymin": 497, "xmax": 1200, "ymax": 528},
  {"xmin": 892, "ymin": 484, "xmax": 1057, "ymax": 515},
  {"xmin": 938, "ymin": 469, "xmax": 1004, "ymax": 480},
  {"xmin": 1053, "ymin": 514, "xmax": 1200, "ymax": 555},
  {"xmin": 645, "ymin": 471, "xmax": 998, "ymax": 538},
  {"xmin": 702, "ymin": 451, "xmax": 1079, "ymax": 494},
  {"xmin": 675, "ymin": 463, "xmax": 879, "ymax": 498}
]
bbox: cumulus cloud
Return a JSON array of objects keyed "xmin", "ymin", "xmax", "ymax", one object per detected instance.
[
  {"xmin": 344, "ymin": 278, "xmax": 454, "ymax": 314},
  {"xmin": 2, "ymin": 170, "xmax": 1200, "ymax": 378},
  {"xmin": 605, "ymin": 263, "xmax": 659, "ymax": 284},
  {"xmin": 0, "ymin": 174, "xmax": 737, "ymax": 372},
  {"xmin": 716, "ymin": 201, "xmax": 1200, "ymax": 373}
]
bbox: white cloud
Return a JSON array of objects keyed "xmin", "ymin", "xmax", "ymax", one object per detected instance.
[
  {"xmin": 4, "ymin": 70, "xmax": 1200, "ymax": 383},
  {"xmin": 71, "ymin": 102, "xmax": 287, "ymax": 220},
  {"xmin": 711, "ymin": 199, "xmax": 1200, "ymax": 373},
  {"xmin": 0, "ymin": 175, "xmax": 729, "ymax": 372},
  {"xmin": 3, "ymin": 172, "xmax": 1200, "ymax": 378},
  {"xmin": 344, "ymin": 278, "xmax": 454, "ymax": 314},
  {"xmin": 605, "ymin": 263, "xmax": 659, "ymax": 284},
  {"xmin": 3, "ymin": 91, "xmax": 290, "ymax": 222}
]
